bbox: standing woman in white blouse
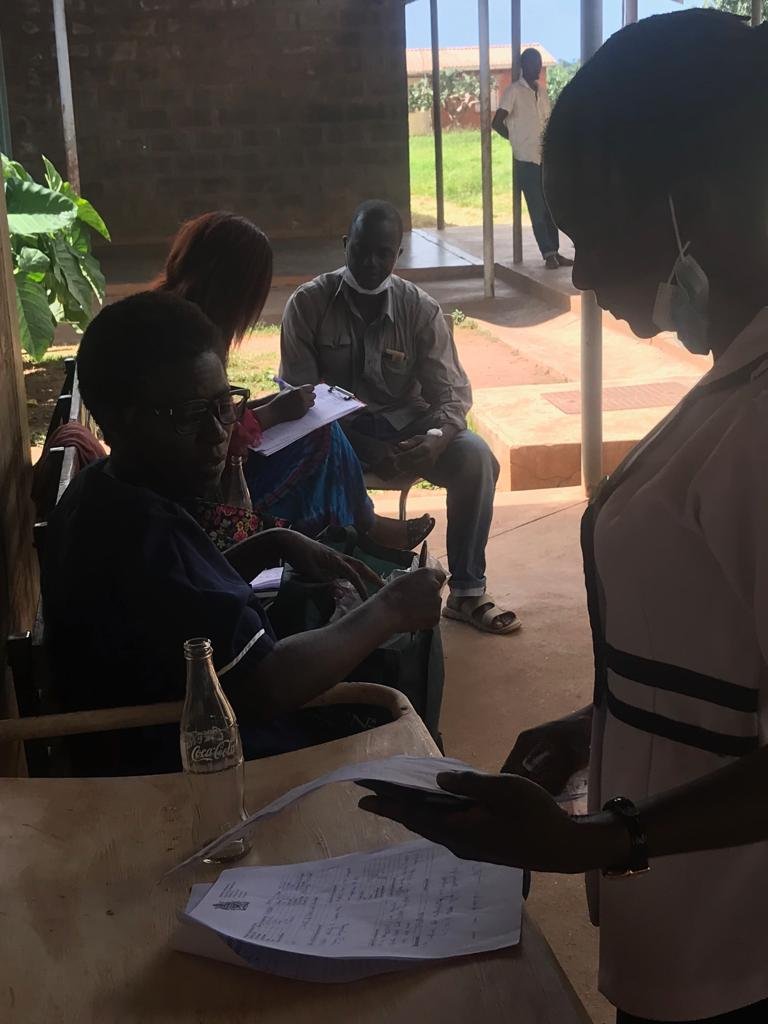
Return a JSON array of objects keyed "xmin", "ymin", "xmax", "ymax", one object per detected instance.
[{"xmin": 360, "ymin": 11, "xmax": 768, "ymax": 1023}]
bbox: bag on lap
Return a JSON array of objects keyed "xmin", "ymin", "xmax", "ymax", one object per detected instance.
[{"xmin": 267, "ymin": 526, "xmax": 445, "ymax": 746}]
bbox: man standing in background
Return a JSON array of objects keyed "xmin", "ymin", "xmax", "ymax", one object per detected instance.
[{"xmin": 493, "ymin": 47, "xmax": 573, "ymax": 271}]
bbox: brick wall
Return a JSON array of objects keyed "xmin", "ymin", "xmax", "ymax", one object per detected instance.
[{"xmin": 1, "ymin": 0, "xmax": 411, "ymax": 245}]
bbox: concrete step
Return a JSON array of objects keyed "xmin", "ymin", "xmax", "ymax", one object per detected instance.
[{"xmin": 471, "ymin": 376, "xmax": 700, "ymax": 491}]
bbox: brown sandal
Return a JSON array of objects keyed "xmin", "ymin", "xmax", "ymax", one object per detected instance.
[{"xmin": 443, "ymin": 595, "xmax": 521, "ymax": 635}]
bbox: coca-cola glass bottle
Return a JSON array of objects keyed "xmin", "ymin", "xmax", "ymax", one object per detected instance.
[
  {"xmin": 220, "ymin": 454, "xmax": 253, "ymax": 511},
  {"xmin": 180, "ymin": 638, "xmax": 251, "ymax": 863}
]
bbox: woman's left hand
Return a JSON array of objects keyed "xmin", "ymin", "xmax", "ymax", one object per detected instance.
[
  {"xmin": 278, "ymin": 531, "xmax": 382, "ymax": 599},
  {"xmin": 359, "ymin": 771, "xmax": 614, "ymax": 873}
]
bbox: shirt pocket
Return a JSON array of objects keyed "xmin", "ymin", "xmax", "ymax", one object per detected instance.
[
  {"xmin": 381, "ymin": 348, "xmax": 413, "ymax": 376},
  {"xmin": 318, "ymin": 330, "xmax": 352, "ymax": 350}
]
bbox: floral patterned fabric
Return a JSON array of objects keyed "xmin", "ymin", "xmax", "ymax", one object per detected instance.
[{"xmin": 186, "ymin": 498, "xmax": 289, "ymax": 553}]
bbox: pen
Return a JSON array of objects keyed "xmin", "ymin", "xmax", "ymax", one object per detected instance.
[{"xmin": 272, "ymin": 375, "xmax": 290, "ymax": 391}]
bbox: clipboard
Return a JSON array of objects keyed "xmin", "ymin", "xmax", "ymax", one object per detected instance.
[{"xmin": 251, "ymin": 383, "xmax": 365, "ymax": 457}]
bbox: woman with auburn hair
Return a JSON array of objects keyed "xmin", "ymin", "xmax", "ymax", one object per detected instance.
[{"xmin": 152, "ymin": 211, "xmax": 434, "ymax": 549}]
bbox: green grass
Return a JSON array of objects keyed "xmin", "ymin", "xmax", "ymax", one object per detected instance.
[
  {"xmin": 409, "ymin": 129, "xmax": 527, "ymax": 226},
  {"xmin": 227, "ymin": 349, "xmax": 278, "ymax": 397},
  {"xmin": 249, "ymin": 321, "xmax": 281, "ymax": 335},
  {"xmin": 228, "ymin": 322, "xmax": 281, "ymax": 395}
]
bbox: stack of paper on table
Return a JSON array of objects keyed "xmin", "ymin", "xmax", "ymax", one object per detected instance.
[
  {"xmin": 173, "ymin": 839, "xmax": 523, "ymax": 981},
  {"xmin": 251, "ymin": 383, "xmax": 365, "ymax": 457}
]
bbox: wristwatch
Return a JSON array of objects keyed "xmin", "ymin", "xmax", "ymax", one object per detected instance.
[{"xmin": 602, "ymin": 796, "xmax": 650, "ymax": 878}]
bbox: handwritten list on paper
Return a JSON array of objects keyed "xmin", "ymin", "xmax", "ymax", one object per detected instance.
[{"xmin": 184, "ymin": 840, "xmax": 522, "ymax": 965}]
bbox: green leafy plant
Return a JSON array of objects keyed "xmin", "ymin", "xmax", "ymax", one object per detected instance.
[
  {"xmin": 710, "ymin": 0, "xmax": 767, "ymax": 17},
  {"xmin": 547, "ymin": 60, "xmax": 580, "ymax": 104},
  {"xmin": 450, "ymin": 307, "xmax": 478, "ymax": 330},
  {"xmin": 3, "ymin": 154, "xmax": 110, "ymax": 360},
  {"xmin": 409, "ymin": 70, "xmax": 487, "ymax": 129}
]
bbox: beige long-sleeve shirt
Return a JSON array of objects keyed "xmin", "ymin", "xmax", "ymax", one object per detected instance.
[
  {"xmin": 279, "ymin": 270, "xmax": 472, "ymax": 433},
  {"xmin": 498, "ymin": 76, "xmax": 551, "ymax": 165}
]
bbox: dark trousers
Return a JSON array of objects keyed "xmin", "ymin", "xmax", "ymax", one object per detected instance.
[
  {"xmin": 617, "ymin": 998, "xmax": 768, "ymax": 1024},
  {"xmin": 515, "ymin": 158, "xmax": 559, "ymax": 258},
  {"xmin": 348, "ymin": 414, "xmax": 500, "ymax": 596}
]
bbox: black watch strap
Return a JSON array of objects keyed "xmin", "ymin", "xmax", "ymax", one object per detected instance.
[{"xmin": 602, "ymin": 796, "xmax": 650, "ymax": 878}]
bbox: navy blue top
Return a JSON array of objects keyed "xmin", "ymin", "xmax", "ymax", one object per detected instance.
[{"xmin": 43, "ymin": 460, "xmax": 275, "ymax": 774}]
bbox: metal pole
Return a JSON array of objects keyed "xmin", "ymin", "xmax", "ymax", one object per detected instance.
[
  {"xmin": 430, "ymin": 0, "xmax": 445, "ymax": 231},
  {"xmin": 752, "ymin": 0, "xmax": 763, "ymax": 26},
  {"xmin": 623, "ymin": 0, "xmax": 638, "ymax": 26},
  {"xmin": 511, "ymin": 0, "xmax": 522, "ymax": 264},
  {"xmin": 52, "ymin": 0, "xmax": 80, "ymax": 193},
  {"xmin": 478, "ymin": 0, "xmax": 494, "ymax": 298},
  {"xmin": 0, "ymin": 37, "xmax": 12, "ymax": 157},
  {"xmin": 580, "ymin": 0, "xmax": 603, "ymax": 496}
]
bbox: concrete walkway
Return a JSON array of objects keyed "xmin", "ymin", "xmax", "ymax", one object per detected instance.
[
  {"xmin": 100, "ymin": 227, "xmax": 481, "ymax": 301},
  {"xmin": 390, "ymin": 272, "xmax": 710, "ymax": 490}
]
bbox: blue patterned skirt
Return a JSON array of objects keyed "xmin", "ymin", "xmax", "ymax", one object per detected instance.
[{"xmin": 244, "ymin": 422, "xmax": 375, "ymax": 538}]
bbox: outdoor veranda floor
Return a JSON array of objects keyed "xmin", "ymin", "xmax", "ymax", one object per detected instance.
[{"xmin": 374, "ymin": 485, "xmax": 612, "ymax": 1024}]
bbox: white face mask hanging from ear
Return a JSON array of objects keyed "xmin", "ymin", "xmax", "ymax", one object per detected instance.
[
  {"xmin": 652, "ymin": 195, "xmax": 711, "ymax": 355},
  {"xmin": 342, "ymin": 254, "xmax": 399, "ymax": 296}
]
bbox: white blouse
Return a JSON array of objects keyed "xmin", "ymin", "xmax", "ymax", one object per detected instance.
[{"xmin": 587, "ymin": 309, "xmax": 768, "ymax": 1019}]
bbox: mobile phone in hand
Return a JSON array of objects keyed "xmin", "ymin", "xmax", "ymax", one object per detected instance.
[{"xmin": 357, "ymin": 779, "xmax": 477, "ymax": 812}]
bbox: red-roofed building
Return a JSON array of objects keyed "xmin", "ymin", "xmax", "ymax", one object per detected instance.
[{"xmin": 407, "ymin": 44, "xmax": 557, "ymax": 131}]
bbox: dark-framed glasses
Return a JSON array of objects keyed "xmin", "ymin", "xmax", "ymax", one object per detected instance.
[{"xmin": 150, "ymin": 386, "xmax": 250, "ymax": 436}]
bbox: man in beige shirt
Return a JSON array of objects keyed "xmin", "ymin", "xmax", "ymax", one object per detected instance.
[
  {"xmin": 280, "ymin": 200, "xmax": 519, "ymax": 635},
  {"xmin": 493, "ymin": 48, "xmax": 572, "ymax": 270}
]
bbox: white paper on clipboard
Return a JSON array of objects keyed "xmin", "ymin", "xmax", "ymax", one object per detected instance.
[{"xmin": 251, "ymin": 384, "xmax": 365, "ymax": 456}]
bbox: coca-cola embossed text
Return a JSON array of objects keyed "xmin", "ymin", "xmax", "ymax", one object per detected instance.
[{"xmin": 189, "ymin": 735, "xmax": 237, "ymax": 764}]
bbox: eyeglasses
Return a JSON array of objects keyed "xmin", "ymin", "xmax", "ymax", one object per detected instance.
[{"xmin": 149, "ymin": 386, "xmax": 250, "ymax": 436}]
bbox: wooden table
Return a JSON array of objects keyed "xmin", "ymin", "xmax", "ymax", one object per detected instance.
[{"xmin": 0, "ymin": 693, "xmax": 590, "ymax": 1023}]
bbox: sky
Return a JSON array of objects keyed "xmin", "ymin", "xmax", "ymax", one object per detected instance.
[{"xmin": 405, "ymin": 1, "xmax": 697, "ymax": 62}]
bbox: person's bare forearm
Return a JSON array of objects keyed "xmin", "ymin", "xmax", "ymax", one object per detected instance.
[
  {"xmin": 641, "ymin": 744, "xmax": 768, "ymax": 856},
  {"xmin": 492, "ymin": 110, "xmax": 509, "ymax": 139},
  {"xmin": 224, "ymin": 528, "xmax": 286, "ymax": 580},
  {"xmin": 573, "ymin": 738, "xmax": 768, "ymax": 871},
  {"xmin": 229, "ymin": 592, "xmax": 400, "ymax": 719}
]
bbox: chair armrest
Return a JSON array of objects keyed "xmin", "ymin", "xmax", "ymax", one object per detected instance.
[{"xmin": 0, "ymin": 701, "xmax": 184, "ymax": 744}]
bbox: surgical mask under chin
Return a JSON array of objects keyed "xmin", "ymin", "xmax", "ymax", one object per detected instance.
[
  {"xmin": 652, "ymin": 196, "xmax": 710, "ymax": 356},
  {"xmin": 342, "ymin": 259, "xmax": 397, "ymax": 296}
]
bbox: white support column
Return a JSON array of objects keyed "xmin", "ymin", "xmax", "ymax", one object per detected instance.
[
  {"xmin": 752, "ymin": 0, "xmax": 763, "ymax": 26},
  {"xmin": 430, "ymin": 0, "xmax": 445, "ymax": 231},
  {"xmin": 0, "ymin": 38, "xmax": 11, "ymax": 156},
  {"xmin": 510, "ymin": 0, "xmax": 522, "ymax": 264},
  {"xmin": 478, "ymin": 0, "xmax": 494, "ymax": 298},
  {"xmin": 623, "ymin": 0, "xmax": 638, "ymax": 26},
  {"xmin": 52, "ymin": 0, "xmax": 81, "ymax": 193},
  {"xmin": 580, "ymin": 0, "xmax": 603, "ymax": 497}
]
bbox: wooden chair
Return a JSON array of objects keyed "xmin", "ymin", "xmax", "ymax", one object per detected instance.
[
  {"xmin": 9, "ymin": 362, "xmax": 99, "ymax": 774},
  {"xmin": 40, "ymin": 356, "xmax": 76, "ymax": 448},
  {"xmin": 0, "ymin": 683, "xmax": 415, "ymax": 774}
]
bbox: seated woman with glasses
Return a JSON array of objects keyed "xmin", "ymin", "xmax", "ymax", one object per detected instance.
[
  {"xmin": 151, "ymin": 211, "xmax": 434, "ymax": 550},
  {"xmin": 42, "ymin": 291, "xmax": 444, "ymax": 776}
]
